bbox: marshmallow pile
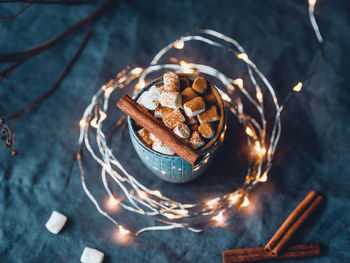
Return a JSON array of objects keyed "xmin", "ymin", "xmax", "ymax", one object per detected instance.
[{"xmin": 136, "ymin": 73, "xmax": 220, "ymax": 155}]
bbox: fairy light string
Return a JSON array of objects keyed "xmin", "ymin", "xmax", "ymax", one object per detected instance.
[{"xmin": 76, "ymin": 1, "xmax": 324, "ymax": 237}]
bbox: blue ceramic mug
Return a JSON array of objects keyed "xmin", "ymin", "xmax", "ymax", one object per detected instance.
[{"xmin": 128, "ymin": 73, "xmax": 227, "ymax": 183}]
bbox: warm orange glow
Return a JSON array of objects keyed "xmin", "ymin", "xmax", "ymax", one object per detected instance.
[
  {"xmin": 245, "ymin": 127, "xmax": 254, "ymax": 137},
  {"xmin": 206, "ymin": 198, "xmax": 218, "ymax": 208},
  {"xmin": 176, "ymin": 209, "xmax": 189, "ymax": 216},
  {"xmin": 79, "ymin": 118, "xmax": 87, "ymax": 128},
  {"xmin": 179, "ymin": 60, "xmax": 194, "ymax": 74},
  {"xmin": 131, "ymin": 67, "xmax": 143, "ymax": 75},
  {"xmin": 151, "ymin": 190, "xmax": 163, "ymax": 198},
  {"xmin": 309, "ymin": 0, "xmax": 316, "ymax": 7},
  {"xmin": 109, "ymin": 196, "xmax": 119, "ymax": 205},
  {"xmin": 221, "ymin": 93, "xmax": 231, "ymax": 102},
  {"xmin": 174, "ymin": 38, "xmax": 184, "ymax": 49},
  {"xmin": 212, "ymin": 211, "xmax": 225, "ymax": 223},
  {"xmin": 118, "ymin": 225, "xmax": 130, "ymax": 235},
  {"xmin": 254, "ymin": 141, "xmax": 266, "ymax": 156},
  {"xmin": 228, "ymin": 193, "xmax": 241, "ymax": 205},
  {"xmin": 233, "ymin": 78, "xmax": 243, "ymax": 89},
  {"xmin": 105, "ymin": 195, "xmax": 121, "ymax": 213},
  {"xmin": 256, "ymin": 91, "xmax": 263, "ymax": 103},
  {"xmin": 293, "ymin": 82, "xmax": 303, "ymax": 92},
  {"xmin": 240, "ymin": 196, "xmax": 250, "ymax": 207},
  {"xmin": 137, "ymin": 190, "xmax": 147, "ymax": 200},
  {"xmin": 90, "ymin": 117, "xmax": 98, "ymax": 128},
  {"xmin": 135, "ymin": 79, "xmax": 145, "ymax": 90},
  {"xmin": 259, "ymin": 172, "xmax": 268, "ymax": 182},
  {"xmin": 237, "ymin": 53, "xmax": 249, "ymax": 62}
]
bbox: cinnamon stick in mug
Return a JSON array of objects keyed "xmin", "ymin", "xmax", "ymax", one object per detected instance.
[
  {"xmin": 117, "ymin": 95, "xmax": 202, "ymax": 166},
  {"xmin": 265, "ymin": 190, "xmax": 323, "ymax": 255}
]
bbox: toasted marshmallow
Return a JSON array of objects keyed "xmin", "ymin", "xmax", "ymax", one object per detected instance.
[
  {"xmin": 190, "ymin": 124, "xmax": 199, "ymax": 131},
  {"xmin": 197, "ymin": 105, "xmax": 220, "ymax": 124},
  {"xmin": 137, "ymin": 128, "xmax": 153, "ymax": 146},
  {"xmin": 203, "ymin": 91, "xmax": 217, "ymax": 105},
  {"xmin": 179, "ymin": 77, "xmax": 190, "ymax": 89},
  {"xmin": 154, "ymin": 106, "xmax": 174, "ymax": 118},
  {"xmin": 181, "ymin": 88, "xmax": 198, "ymax": 104},
  {"xmin": 159, "ymin": 90, "xmax": 182, "ymax": 109},
  {"xmin": 163, "ymin": 72, "xmax": 180, "ymax": 91},
  {"xmin": 186, "ymin": 115, "xmax": 198, "ymax": 125},
  {"xmin": 189, "ymin": 131, "xmax": 205, "ymax": 149},
  {"xmin": 45, "ymin": 211, "xmax": 67, "ymax": 234},
  {"xmin": 198, "ymin": 123, "xmax": 215, "ymax": 139},
  {"xmin": 162, "ymin": 109, "xmax": 185, "ymax": 129},
  {"xmin": 173, "ymin": 123, "xmax": 191, "ymax": 139},
  {"xmin": 192, "ymin": 77, "xmax": 207, "ymax": 94},
  {"xmin": 152, "ymin": 140, "xmax": 175, "ymax": 155},
  {"xmin": 183, "ymin": 97, "xmax": 206, "ymax": 117},
  {"xmin": 80, "ymin": 247, "xmax": 104, "ymax": 263}
]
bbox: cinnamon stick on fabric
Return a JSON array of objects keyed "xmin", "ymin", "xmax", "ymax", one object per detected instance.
[
  {"xmin": 222, "ymin": 243, "xmax": 320, "ymax": 263},
  {"xmin": 117, "ymin": 95, "xmax": 202, "ymax": 166},
  {"xmin": 265, "ymin": 190, "xmax": 323, "ymax": 255}
]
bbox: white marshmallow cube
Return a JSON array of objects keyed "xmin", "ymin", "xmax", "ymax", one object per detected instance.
[
  {"xmin": 136, "ymin": 85, "xmax": 162, "ymax": 110},
  {"xmin": 159, "ymin": 90, "xmax": 182, "ymax": 109},
  {"xmin": 152, "ymin": 139, "xmax": 175, "ymax": 155},
  {"xmin": 80, "ymin": 247, "xmax": 104, "ymax": 263},
  {"xmin": 45, "ymin": 211, "xmax": 67, "ymax": 234}
]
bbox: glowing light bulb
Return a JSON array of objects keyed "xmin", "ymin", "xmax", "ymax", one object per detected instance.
[
  {"xmin": 179, "ymin": 60, "xmax": 194, "ymax": 74},
  {"xmin": 221, "ymin": 93, "xmax": 231, "ymax": 102},
  {"xmin": 293, "ymin": 82, "xmax": 303, "ymax": 92},
  {"xmin": 206, "ymin": 198, "xmax": 218, "ymax": 208},
  {"xmin": 118, "ymin": 225, "xmax": 130, "ymax": 235},
  {"xmin": 109, "ymin": 196, "xmax": 119, "ymax": 205},
  {"xmin": 309, "ymin": 0, "xmax": 316, "ymax": 7},
  {"xmin": 174, "ymin": 38, "xmax": 184, "ymax": 49},
  {"xmin": 131, "ymin": 67, "xmax": 143, "ymax": 75},
  {"xmin": 245, "ymin": 127, "xmax": 254, "ymax": 137},
  {"xmin": 79, "ymin": 118, "xmax": 87, "ymax": 128},
  {"xmin": 233, "ymin": 78, "xmax": 243, "ymax": 89},
  {"xmin": 152, "ymin": 190, "xmax": 163, "ymax": 198},
  {"xmin": 237, "ymin": 53, "xmax": 249, "ymax": 62},
  {"xmin": 176, "ymin": 209, "xmax": 189, "ymax": 216},
  {"xmin": 259, "ymin": 172, "xmax": 268, "ymax": 182},
  {"xmin": 228, "ymin": 193, "xmax": 241, "ymax": 205},
  {"xmin": 137, "ymin": 190, "xmax": 147, "ymax": 200},
  {"xmin": 164, "ymin": 213, "xmax": 176, "ymax": 219},
  {"xmin": 240, "ymin": 196, "xmax": 250, "ymax": 207},
  {"xmin": 256, "ymin": 91, "xmax": 263, "ymax": 103},
  {"xmin": 135, "ymin": 79, "xmax": 145, "ymax": 90},
  {"xmin": 90, "ymin": 117, "xmax": 98, "ymax": 128},
  {"xmin": 99, "ymin": 111, "xmax": 107, "ymax": 122},
  {"xmin": 212, "ymin": 211, "xmax": 225, "ymax": 223}
]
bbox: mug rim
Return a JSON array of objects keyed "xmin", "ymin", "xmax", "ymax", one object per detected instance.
[{"xmin": 128, "ymin": 73, "xmax": 226, "ymax": 159}]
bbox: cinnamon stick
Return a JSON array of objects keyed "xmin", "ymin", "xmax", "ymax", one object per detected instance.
[
  {"xmin": 117, "ymin": 95, "xmax": 202, "ymax": 165},
  {"xmin": 265, "ymin": 191, "xmax": 323, "ymax": 255},
  {"xmin": 222, "ymin": 243, "xmax": 320, "ymax": 263}
]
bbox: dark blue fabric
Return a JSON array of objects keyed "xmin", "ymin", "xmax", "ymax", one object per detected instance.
[{"xmin": 1, "ymin": 0, "xmax": 349, "ymax": 262}]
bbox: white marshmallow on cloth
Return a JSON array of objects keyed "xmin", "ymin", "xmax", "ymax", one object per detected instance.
[
  {"xmin": 45, "ymin": 211, "xmax": 67, "ymax": 234},
  {"xmin": 80, "ymin": 247, "xmax": 104, "ymax": 263},
  {"xmin": 159, "ymin": 90, "xmax": 182, "ymax": 109},
  {"xmin": 136, "ymin": 85, "xmax": 162, "ymax": 110}
]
